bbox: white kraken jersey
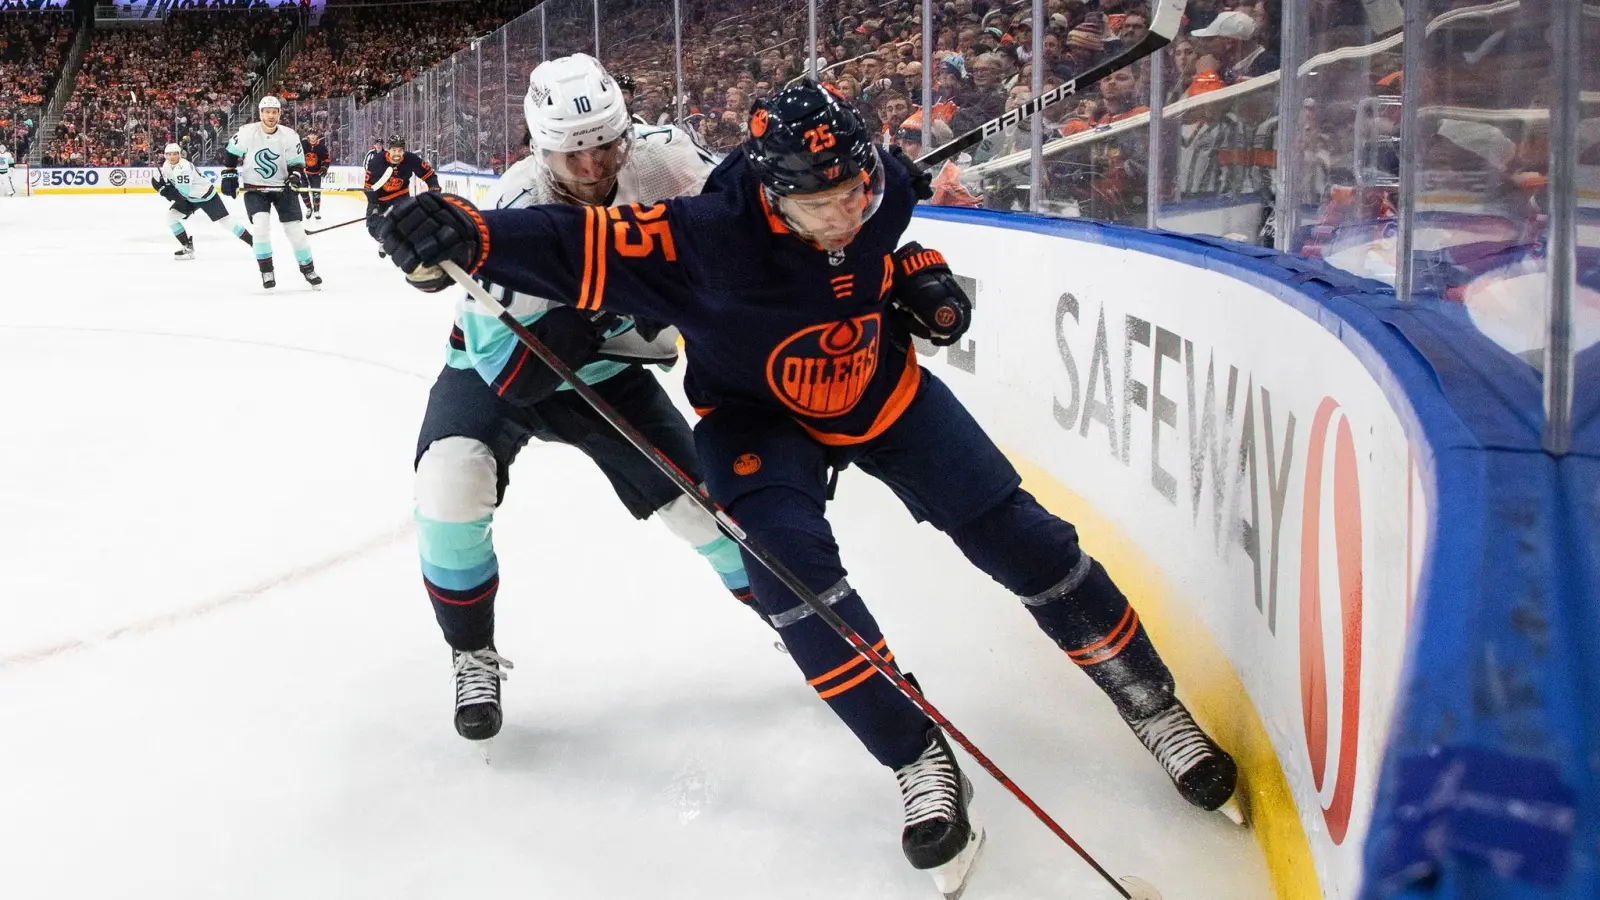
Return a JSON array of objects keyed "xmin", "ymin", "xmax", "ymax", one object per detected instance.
[
  {"xmin": 226, "ymin": 122, "xmax": 306, "ymax": 190},
  {"xmin": 449, "ymin": 123, "xmax": 718, "ymax": 383},
  {"xmin": 0, "ymin": 151, "xmax": 13, "ymax": 174},
  {"xmin": 160, "ymin": 158, "xmax": 216, "ymax": 202}
]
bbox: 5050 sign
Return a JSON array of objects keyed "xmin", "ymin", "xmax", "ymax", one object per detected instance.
[{"xmin": 38, "ymin": 169, "xmax": 100, "ymax": 187}]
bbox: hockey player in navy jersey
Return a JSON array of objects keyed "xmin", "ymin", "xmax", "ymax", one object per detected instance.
[
  {"xmin": 407, "ymin": 54, "xmax": 759, "ymax": 746},
  {"xmin": 364, "ymin": 135, "xmax": 439, "ymax": 253},
  {"xmin": 298, "ymin": 129, "xmax": 330, "ymax": 219},
  {"xmin": 379, "ymin": 81, "xmax": 1236, "ymax": 892}
]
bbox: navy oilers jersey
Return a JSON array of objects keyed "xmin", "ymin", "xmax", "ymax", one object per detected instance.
[
  {"xmin": 471, "ymin": 148, "xmax": 920, "ymax": 445},
  {"xmin": 367, "ymin": 151, "xmax": 439, "ymax": 204}
]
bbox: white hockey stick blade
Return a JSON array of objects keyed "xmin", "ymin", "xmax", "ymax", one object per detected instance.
[
  {"xmin": 929, "ymin": 823, "xmax": 986, "ymax": 900},
  {"xmin": 1119, "ymin": 875, "xmax": 1164, "ymax": 900}
]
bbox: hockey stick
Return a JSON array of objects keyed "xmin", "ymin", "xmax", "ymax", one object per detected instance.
[
  {"xmin": 914, "ymin": 0, "xmax": 1187, "ymax": 169},
  {"xmin": 438, "ymin": 260, "xmax": 1158, "ymax": 900},
  {"xmin": 306, "ymin": 215, "xmax": 368, "ymax": 235}
]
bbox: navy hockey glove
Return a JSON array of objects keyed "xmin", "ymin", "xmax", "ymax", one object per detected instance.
[
  {"xmin": 286, "ymin": 168, "xmax": 308, "ymax": 191},
  {"xmin": 378, "ymin": 192, "xmax": 486, "ymax": 292},
  {"xmin": 156, "ymin": 181, "xmax": 185, "ymax": 204},
  {"xmin": 219, "ymin": 168, "xmax": 239, "ymax": 198},
  {"xmin": 890, "ymin": 243, "xmax": 970, "ymax": 346},
  {"xmin": 887, "ymin": 144, "xmax": 933, "ymax": 201}
]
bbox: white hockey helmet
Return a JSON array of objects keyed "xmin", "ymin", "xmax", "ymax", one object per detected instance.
[
  {"xmin": 163, "ymin": 142, "xmax": 182, "ymax": 155},
  {"xmin": 258, "ymin": 95, "xmax": 282, "ymax": 110},
  {"xmin": 524, "ymin": 54, "xmax": 630, "ymax": 154}
]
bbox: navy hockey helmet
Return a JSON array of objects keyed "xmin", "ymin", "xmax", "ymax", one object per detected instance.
[
  {"xmin": 745, "ymin": 80, "xmax": 885, "ymax": 251},
  {"xmin": 386, "ymin": 135, "xmax": 407, "ymax": 149}
]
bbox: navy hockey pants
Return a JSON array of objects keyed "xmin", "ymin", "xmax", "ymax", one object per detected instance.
[{"xmin": 697, "ymin": 370, "xmax": 1173, "ymax": 769}]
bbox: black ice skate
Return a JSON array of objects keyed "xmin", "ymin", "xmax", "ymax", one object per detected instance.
[
  {"xmin": 174, "ymin": 235, "xmax": 194, "ymax": 260},
  {"xmin": 1127, "ymin": 699, "xmax": 1240, "ymax": 820},
  {"xmin": 300, "ymin": 264, "xmax": 322, "ymax": 290},
  {"xmin": 897, "ymin": 728, "xmax": 985, "ymax": 899},
  {"xmin": 452, "ymin": 646, "xmax": 513, "ymax": 741},
  {"xmin": 261, "ymin": 269, "xmax": 276, "ymax": 289}
]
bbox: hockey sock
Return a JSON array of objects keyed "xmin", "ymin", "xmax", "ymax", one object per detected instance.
[
  {"xmin": 167, "ymin": 208, "xmax": 189, "ymax": 243},
  {"xmin": 732, "ymin": 486, "xmax": 932, "ymax": 769},
  {"xmin": 283, "ymin": 220, "xmax": 313, "ymax": 267},
  {"xmin": 417, "ymin": 513, "xmax": 499, "ymax": 650},
  {"xmin": 251, "ymin": 212, "xmax": 274, "ymax": 265},
  {"xmin": 1022, "ymin": 556, "xmax": 1174, "ymax": 720},
  {"xmin": 947, "ymin": 488, "xmax": 1175, "ymax": 720},
  {"xmin": 655, "ymin": 494, "xmax": 751, "ymax": 595}
]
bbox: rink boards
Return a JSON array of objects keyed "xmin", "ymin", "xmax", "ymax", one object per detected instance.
[{"xmin": 26, "ymin": 165, "xmax": 371, "ymax": 195}]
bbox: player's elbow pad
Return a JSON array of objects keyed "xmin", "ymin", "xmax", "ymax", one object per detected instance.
[{"xmin": 488, "ymin": 306, "xmax": 604, "ymax": 407}]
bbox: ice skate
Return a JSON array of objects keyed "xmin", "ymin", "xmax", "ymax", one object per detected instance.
[
  {"xmin": 452, "ymin": 646, "xmax": 512, "ymax": 744},
  {"xmin": 300, "ymin": 263, "xmax": 322, "ymax": 290},
  {"xmin": 260, "ymin": 269, "xmax": 276, "ymax": 290},
  {"xmin": 897, "ymin": 728, "xmax": 985, "ymax": 899},
  {"xmin": 173, "ymin": 245, "xmax": 194, "ymax": 260},
  {"xmin": 1127, "ymin": 698, "xmax": 1238, "ymax": 815}
]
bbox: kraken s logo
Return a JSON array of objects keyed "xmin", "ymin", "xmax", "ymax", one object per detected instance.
[
  {"xmin": 253, "ymin": 148, "xmax": 281, "ymax": 180},
  {"xmin": 766, "ymin": 314, "xmax": 881, "ymax": 418}
]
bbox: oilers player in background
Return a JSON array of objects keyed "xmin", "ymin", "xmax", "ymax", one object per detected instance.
[
  {"xmin": 221, "ymin": 95, "xmax": 322, "ymax": 290},
  {"xmin": 406, "ymin": 54, "xmax": 758, "ymax": 745},
  {"xmin": 379, "ymin": 81, "xmax": 1237, "ymax": 894},
  {"xmin": 364, "ymin": 135, "xmax": 439, "ymax": 257},
  {"xmin": 152, "ymin": 142, "xmax": 253, "ymax": 260},
  {"xmin": 299, "ymin": 128, "xmax": 330, "ymax": 220}
]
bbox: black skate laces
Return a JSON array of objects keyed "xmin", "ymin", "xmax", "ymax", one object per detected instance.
[
  {"xmin": 896, "ymin": 738, "xmax": 961, "ymax": 829},
  {"xmin": 452, "ymin": 648, "xmax": 513, "ymax": 709},
  {"xmin": 1130, "ymin": 702, "xmax": 1212, "ymax": 780}
]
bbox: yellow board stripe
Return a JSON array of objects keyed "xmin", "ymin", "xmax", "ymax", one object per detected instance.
[{"xmin": 1007, "ymin": 452, "xmax": 1321, "ymax": 900}]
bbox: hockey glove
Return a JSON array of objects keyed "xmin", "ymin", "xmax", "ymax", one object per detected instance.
[
  {"xmin": 219, "ymin": 168, "xmax": 239, "ymax": 198},
  {"xmin": 890, "ymin": 243, "xmax": 970, "ymax": 346},
  {"xmin": 887, "ymin": 144, "xmax": 933, "ymax": 202},
  {"xmin": 157, "ymin": 181, "xmax": 185, "ymax": 204},
  {"xmin": 378, "ymin": 192, "xmax": 486, "ymax": 292},
  {"xmin": 286, "ymin": 168, "xmax": 308, "ymax": 191}
]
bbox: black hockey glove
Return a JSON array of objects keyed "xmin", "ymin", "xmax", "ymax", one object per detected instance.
[
  {"xmin": 377, "ymin": 192, "xmax": 486, "ymax": 292},
  {"xmin": 286, "ymin": 167, "xmax": 308, "ymax": 191},
  {"xmin": 157, "ymin": 181, "xmax": 185, "ymax": 204},
  {"xmin": 886, "ymin": 144, "xmax": 933, "ymax": 202},
  {"xmin": 219, "ymin": 168, "xmax": 239, "ymax": 198},
  {"xmin": 890, "ymin": 242, "xmax": 970, "ymax": 346}
]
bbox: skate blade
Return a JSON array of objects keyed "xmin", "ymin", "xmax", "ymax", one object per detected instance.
[
  {"xmin": 1118, "ymin": 876, "xmax": 1164, "ymax": 900},
  {"xmin": 476, "ymin": 737, "xmax": 495, "ymax": 765},
  {"xmin": 1217, "ymin": 793, "xmax": 1246, "ymax": 826},
  {"xmin": 928, "ymin": 823, "xmax": 986, "ymax": 900}
]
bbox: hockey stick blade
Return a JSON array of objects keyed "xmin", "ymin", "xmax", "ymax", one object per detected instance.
[
  {"xmin": 915, "ymin": 0, "xmax": 1186, "ymax": 169},
  {"xmin": 436, "ymin": 259, "xmax": 1155, "ymax": 900}
]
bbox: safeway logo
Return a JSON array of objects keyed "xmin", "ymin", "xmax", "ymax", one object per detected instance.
[{"xmin": 1298, "ymin": 396, "xmax": 1364, "ymax": 845}]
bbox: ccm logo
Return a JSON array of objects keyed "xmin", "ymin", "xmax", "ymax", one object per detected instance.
[{"xmin": 1299, "ymin": 397, "xmax": 1363, "ymax": 845}]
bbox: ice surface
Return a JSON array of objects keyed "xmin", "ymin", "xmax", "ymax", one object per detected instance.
[{"xmin": 0, "ymin": 196, "xmax": 1275, "ymax": 900}]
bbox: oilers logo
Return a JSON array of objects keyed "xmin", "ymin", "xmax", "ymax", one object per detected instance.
[{"xmin": 766, "ymin": 314, "xmax": 881, "ymax": 418}]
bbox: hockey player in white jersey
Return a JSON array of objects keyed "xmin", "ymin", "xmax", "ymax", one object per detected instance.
[
  {"xmin": 0, "ymin": 144, "xmax": 17, "ymax": 196},
  {"xmin": 221, "ymin": 96, "xmax": 321, "ymax": 290},
  {"xmin": 153, "ymin": 143, "xmax": 254, "ymax": 259},
  {"xmin": 409, "ymin": 53, "xmax": 760, "ymax": 744}
]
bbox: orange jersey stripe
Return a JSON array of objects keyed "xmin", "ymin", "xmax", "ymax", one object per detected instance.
[
  {"xmin": 591, "ymin": 203, "xmax": 609, "ymax": 309},
  {"xmin": 1067, "ymin": 605, "xmax": 1135, "ymax": 660},
  {"xmin": 578, "ymin": 206, "xmax": 598, "ymax": 310}
]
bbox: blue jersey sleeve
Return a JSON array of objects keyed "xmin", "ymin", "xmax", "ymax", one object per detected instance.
[{"xmin": 477, "ymin": 199, "xmax": 698, "ymax": 323}]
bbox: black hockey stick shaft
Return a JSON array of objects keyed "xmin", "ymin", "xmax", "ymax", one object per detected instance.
[
  {"xmin": 915, "ymin": 0, "xmax": 1186, "ymax": 169},
  {"xmin": 439, "ymin": 261, "xmax": 1138, "ymax": 899},
  {"xmin": 306, "ymin": 215, "xmax": 368, "ymax": 235}
]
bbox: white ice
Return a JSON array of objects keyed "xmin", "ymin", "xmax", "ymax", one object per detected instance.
[{"xmin": 0, "ymin": 195, "xmax": 1274, "ymax": 900}]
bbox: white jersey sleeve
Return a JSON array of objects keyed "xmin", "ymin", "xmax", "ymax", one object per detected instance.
[
  {"xmin": 614, "ymin": 124, "xmax": 718, "ymax": 206},
  {"xmin": 161, "ymin": 159, "xmax": 217, "ymax": 202},
  {"xmin": 226, "ymin": 123, "xmax": 306, "ymax": 189},
  {"xmin": 0, "ymin": 152, "xmax": 13, "ymax": 174}
]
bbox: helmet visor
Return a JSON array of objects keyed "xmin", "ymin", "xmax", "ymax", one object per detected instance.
[
  {"xmin": 542, "ymin": 130, "xmax": 633, "ymax": 188},
  {"xmin": 771, "ymin": 150, "xmax": 885, "ymax": 252}
]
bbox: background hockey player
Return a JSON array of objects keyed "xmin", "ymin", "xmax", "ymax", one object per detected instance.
[
  {"xmin": 406, "ymin": 54, "xmax": 756, "ymax": 745},
  {"xmin": 152, "ymin": 142, "xmax": 253, "ymax": 260},
  {"xmin": 378, "ymin": 81, "xmax": 1238, "ymax": 895},
  {"xmin": 299, "ymin": 128, "xmax": 330, "ymax": 220},
  {"xmin": 364, "ymin": 135, "xmax": 438, "ymax": 255},
  {"xmin": 221, "ymin": 95, "xmax": 322, "ymax": 290},
  {"xmin": 0, "ymin": 144, "xmax": 16, "ymax": 196}
]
